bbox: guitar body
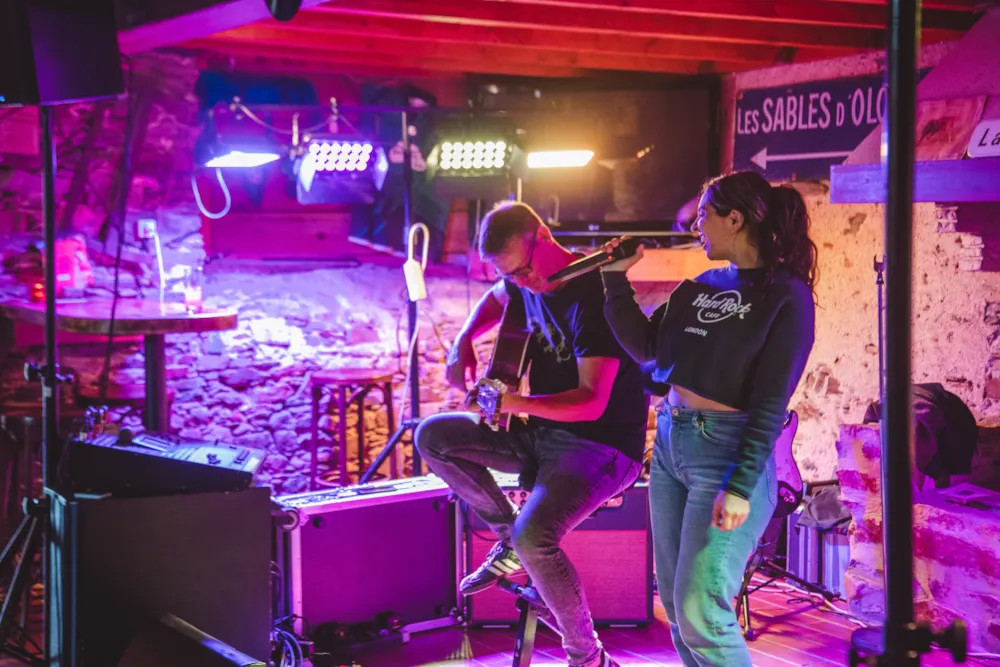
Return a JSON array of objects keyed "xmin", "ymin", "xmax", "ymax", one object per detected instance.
[
  {"xmin": 772, "ymin": 410, "xmax": 803, "ymax": 519},
  {"xmin": 477, "ymin": 300, "xmax": 531, "ymax": 431}
]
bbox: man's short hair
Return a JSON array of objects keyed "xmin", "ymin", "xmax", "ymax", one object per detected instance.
[{"xmin": 477, "ymin": 201, "xmax": 543, "ymax": 258}]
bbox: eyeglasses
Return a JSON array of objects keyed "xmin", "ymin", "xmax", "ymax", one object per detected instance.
[{"xmin": 499, "ymin": 230, "xmax": 538, "ymax": 281}]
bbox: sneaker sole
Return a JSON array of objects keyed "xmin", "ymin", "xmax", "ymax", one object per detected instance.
[{"xmin": 460, "ymin": 578, "xmax": 502, "ymax": 596}]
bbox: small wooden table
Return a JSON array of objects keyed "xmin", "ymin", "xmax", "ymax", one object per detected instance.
[{"xmin": 0, "ymin": 298, "xmax": 238, "ymax": 433}]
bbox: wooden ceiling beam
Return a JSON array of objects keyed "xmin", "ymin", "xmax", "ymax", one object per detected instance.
[
  {"xmin": 303, "ymin": 0, "xmax": 963, "ymax": 50},
  {"xmin": 475, "ymin": 0, "xmax": 980, "ymax": 31},
  {"xmin": 257, "ymin": 12, "xmax": 847, "ymax": 65},
  {"xmin": 184, "ymin": 40, "xmax": 586, "ymax": 78},
  {"xmin": 194, "ymin": 52, "xmax": 471, "ymax": 80},
  {"xmin": 199, "ymin": 27, "xmax": 753, "ymax": 74}
]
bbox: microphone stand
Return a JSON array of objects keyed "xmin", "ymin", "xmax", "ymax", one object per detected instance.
[
  {"xmin": 360, "ymin": 109, "xmax": 423, "ymax": 483},
  {"xmin": 874, "ymin": 256, "xmax": 885, "ymax": 402},
  {"xmin": 849, "ymin": 2, "xmax": 965, "ymax": 664}
]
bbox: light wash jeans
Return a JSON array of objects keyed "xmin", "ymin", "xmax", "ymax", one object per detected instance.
[
  {"xmin": 415, "ymin": 412, "xmax": 642, "ymax": 667},
  {"xmin": 650, "ymin": 404, "xmax": 777, "ymax": 667}
]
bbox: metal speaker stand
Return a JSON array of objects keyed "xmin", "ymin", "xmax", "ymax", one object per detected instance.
[
  {"xmin": 849, "ymin": 2, "xmax": 966, "ymax": 665},
  {"xmin": 0, "ymin": 107, "xmax": 61, "ymax": 666}
]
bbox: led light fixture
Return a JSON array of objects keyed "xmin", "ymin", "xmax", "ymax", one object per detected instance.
[
  {"xmin": 427, "ymin": 135, "xmax": 522, "ymax": 200},
  {"xmin": 294, "ymin": 136, "xmax": 386, "ymax": 205}
]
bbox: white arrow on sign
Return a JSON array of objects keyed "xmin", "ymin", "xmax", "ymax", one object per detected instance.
[{"xmin": 750, "ymin": 146, "xmax": 853, "ymax": 170}]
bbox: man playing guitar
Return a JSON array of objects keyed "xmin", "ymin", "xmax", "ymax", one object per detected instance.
[{"xmin": 414, "ymin": 202, "xmax": 647, "ymax": 667}]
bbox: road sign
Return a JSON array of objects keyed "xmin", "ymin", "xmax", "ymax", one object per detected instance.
[{"xmin": 734, "ymin": 72, "xmax": 905, "ymax": 181}]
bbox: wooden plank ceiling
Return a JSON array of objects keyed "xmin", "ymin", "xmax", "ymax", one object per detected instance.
[{"xmin": 181, "ymin": 0, "xmax": 984, "ymax": 79}]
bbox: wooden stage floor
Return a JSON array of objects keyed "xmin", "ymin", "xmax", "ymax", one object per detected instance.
[
  {"xmin": 345, "ymin": 577, "xmax": 999, "ymax": 667},
  {"xmin": 2, "ymin": 577, "xmax": 997, "ymax": 666}
]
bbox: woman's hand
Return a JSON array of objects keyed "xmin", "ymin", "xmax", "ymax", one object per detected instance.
[
  {"xmin": 712, "ymin": 490, "xmax": 750, "ymax": 531},
  {"xmin": 600, "ymin": 240, "xmax": 644, "ymax": 272}
]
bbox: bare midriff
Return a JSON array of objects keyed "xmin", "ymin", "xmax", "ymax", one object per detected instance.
[{"xmin": 667, "ymin": 385, "xmax": 739, "ymax": 412}]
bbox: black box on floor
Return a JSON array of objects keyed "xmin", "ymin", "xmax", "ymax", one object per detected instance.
[{"xmin": 47, "ymin": 487, "xmax": 273, "ymax": 666}]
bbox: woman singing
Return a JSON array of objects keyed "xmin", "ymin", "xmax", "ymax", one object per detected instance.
[{"xmin": 601, "ymin": 171, "xmax": 817, "ymax": 667}]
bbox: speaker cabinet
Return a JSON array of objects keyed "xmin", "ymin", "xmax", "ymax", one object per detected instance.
[
  {"xmin": 274, "ymin": 477, "xmax": 461, "ymax": 642},
  {"xmin": 48, "ymin": 488, "xmax": 273, "ymax": 667},
  {"xmin": 0, "ymin": 0, "xmax": 124, "ymax": 106},
  {"xmin": 465, "ymin": 480, "xmax": 653, "ymax": 627}
]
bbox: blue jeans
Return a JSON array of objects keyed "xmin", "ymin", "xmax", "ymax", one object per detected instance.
[
  {"xmin": 650, "ymin": 405, "xmax": 777, "ymax": 667},
  {"xmin": 415, "ymin": 412, "xmax": 642, "ymax": 667}
]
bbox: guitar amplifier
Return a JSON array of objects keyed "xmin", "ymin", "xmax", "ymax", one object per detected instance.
[
  {"xmin": 464, "ymin": 473, "xmax": 653, "ymax": 627},
  {"xmin": 786, "ymin": 505, "xmax": 850, "ymax": 598},
  {"xmin": 273, "ymin": 476, "xmax": 462, "ymax": 643}
]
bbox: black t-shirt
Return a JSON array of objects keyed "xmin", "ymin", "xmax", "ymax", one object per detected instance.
[{"xmin": 505, "ymin": 269, "xmax": 648, "ymax": 462}]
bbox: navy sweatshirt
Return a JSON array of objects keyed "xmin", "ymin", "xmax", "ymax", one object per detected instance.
[{"xmin": 602, "ymin": 266, "xmax": 815, "ymax": 500}]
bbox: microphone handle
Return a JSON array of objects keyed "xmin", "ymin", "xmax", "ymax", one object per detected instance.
[{"xmin": 547, "ymin": 235, "xmax": 641, "ymax": 282}]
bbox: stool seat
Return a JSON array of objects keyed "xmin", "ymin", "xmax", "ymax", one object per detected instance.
[{"xmin": 311, "ymin": 368, "xmax": 394, "ymax": 387}]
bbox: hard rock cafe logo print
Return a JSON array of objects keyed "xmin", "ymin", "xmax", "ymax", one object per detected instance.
[{"xmin": 692, "ymin": 290, "xmax": 752, "ymax": 324}]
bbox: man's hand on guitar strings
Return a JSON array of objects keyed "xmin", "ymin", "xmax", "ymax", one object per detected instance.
[{"xmin": 446, "ymin": 334, "xmax": 478, "ymax": 390}]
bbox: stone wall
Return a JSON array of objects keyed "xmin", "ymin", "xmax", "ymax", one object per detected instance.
[
  {"xmin": 1, "ymin": 50, "xmax": 666, "ymax": 496},
  {"xmin": 0, "ymin": 222, "xmax": 493, "ymax": 495},
  {"xmin": 0, "ymin": 48, "xmax": 490, "ymax": 495},
  {"xmin": 836, "ymin": 423, "xmax": 1000, "ymax": 653},
  {"xmin": 720, "ymin": 39, "xmax": 1000, "ymax": 485}
]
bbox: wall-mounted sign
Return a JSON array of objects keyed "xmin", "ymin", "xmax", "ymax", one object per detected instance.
[
  {"xmin": 967, "ymin": 118, "xmax": 1000, "ymax": 158},
  {"xmin": 733, "ymin": 71, "xmax": 927, "ymax": 181}
]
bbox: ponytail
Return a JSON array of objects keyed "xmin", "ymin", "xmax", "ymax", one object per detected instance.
[
  {"xmin": 701, "ymin": 171, "xmax": 819, "ymax": 294},
  {"xmin": 766, "ymin": 185, "xmax": 818, "ymax": 291}
]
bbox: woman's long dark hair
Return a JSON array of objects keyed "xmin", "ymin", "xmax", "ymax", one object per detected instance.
[{"xmin": 702, "ymin": 170, "xmax": 818, "ymax": 291}]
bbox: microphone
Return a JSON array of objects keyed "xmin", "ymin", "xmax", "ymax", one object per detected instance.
[{"xmin": 547, "ymin": 235, "xmax": 642, "ymax": 283}]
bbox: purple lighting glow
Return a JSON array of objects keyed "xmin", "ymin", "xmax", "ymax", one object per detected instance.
[{"xmin": 307, "ymin": 141, "xmax": 374, "ymax": 172}]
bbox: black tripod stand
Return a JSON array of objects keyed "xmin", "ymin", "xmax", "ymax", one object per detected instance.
[
  {"xmin": 0, "ymin": 496, "xmax": 46, "ymax": 665},
  {"xmin": 0, "ymin": 107, "xmax": 61, "ymax": 666},
  {"xmin": 736, "ymin": 507, "xmax": 838, "ymax": 641}
]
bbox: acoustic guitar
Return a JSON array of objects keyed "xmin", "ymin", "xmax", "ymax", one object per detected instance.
[
  {"xmin": 772, "ymin": 409, "xmax": 803, "ymax": 518},
  {"xmin": 475, "ymin": 300, "xmax": 532, "ymax": 431}
]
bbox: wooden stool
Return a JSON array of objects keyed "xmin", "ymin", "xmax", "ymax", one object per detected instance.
[
  {"xmin": 0, "ymin": 398, "xmax": 86, "ymax": 505},
  {"xmin": 310, "ymin": 368, "xmax": 395, "ymax": 489},
  {"xmin": 489, "ymin": 481, "xmax": 639, "ymax": 666}
]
